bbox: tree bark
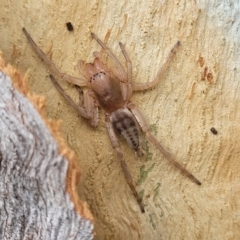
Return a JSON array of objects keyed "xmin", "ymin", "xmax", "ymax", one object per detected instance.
[{"xmin": 0, "ymin": 59, "xmax": 93, "ymax": 239}]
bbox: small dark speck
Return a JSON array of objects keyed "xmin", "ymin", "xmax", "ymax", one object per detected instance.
[
  {"xmin": 210, "ymin": 127, "xmax": 218, "ymax": 135},
  {"xmin": 66, "ymin": 22, "xmax": 74, "ymax": 31}
]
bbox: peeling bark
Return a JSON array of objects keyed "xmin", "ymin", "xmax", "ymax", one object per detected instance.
[{"xmin": 0, "ymin": 71, "xmax": 93, "ymax": 240}]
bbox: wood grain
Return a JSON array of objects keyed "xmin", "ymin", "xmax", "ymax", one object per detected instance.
[{"xmin": 0, "ymin": 0, "xmax": 240, "ymax": 239}]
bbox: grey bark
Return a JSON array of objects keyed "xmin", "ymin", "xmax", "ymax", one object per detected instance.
[{"xmin": 0, "ymin": 72, "xmax": 93, "ymax": 240}]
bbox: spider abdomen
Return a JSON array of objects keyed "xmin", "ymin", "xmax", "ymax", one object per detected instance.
[{"xmin": 110, "ymin": 108, "xmax": 140, "ymax": 152}]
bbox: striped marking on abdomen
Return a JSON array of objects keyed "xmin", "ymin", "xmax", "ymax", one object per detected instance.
[{"xmin": 110, "ymin": 108, "xmax": 140, "ymax": 151}]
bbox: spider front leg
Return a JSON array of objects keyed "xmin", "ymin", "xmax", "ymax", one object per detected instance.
[
  {"xmin": 132, "ymin": 41, "xmax": 180, "ymax": 91},
  {"xmin": 91, "ymin": 32, "xmax": 126, "ymax": 80},
  {"xmin": 105, "ymin": 114, "xmax": 145, "ymax": 213},
  {"xmin": 23, "ymin": 28, "xmax": 87, "ymax": 86},
  {"xmin": 50, "ymin": 75, "xmax": 99, "ymax": 127},
  {"xmin": 128, "ymin": 103, "xmax": 201, "ymax": 185},
  {"xmin": 91, "ymin": 33, "xmax": 133, "ymax": 100},
  {"xmin": 119, "ymin": 42, "xmax": 133, "ymax": 101}
]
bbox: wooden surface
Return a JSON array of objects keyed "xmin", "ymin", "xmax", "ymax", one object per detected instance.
[{"xmin": 0, "ymin": 0, "xmax": 240, "ymax": 239}]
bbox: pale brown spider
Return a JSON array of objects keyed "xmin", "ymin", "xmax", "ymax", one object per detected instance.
[{"xmin": 23, "ymin": 28, "xmax": 201, "ymax": 213}]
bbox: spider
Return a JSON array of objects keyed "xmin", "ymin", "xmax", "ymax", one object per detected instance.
[{"xmin": 23, "ymin": 28, "xmax": 201, "ymax": 213}]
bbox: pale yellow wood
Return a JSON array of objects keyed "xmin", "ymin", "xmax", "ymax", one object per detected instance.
[{"xmin": 1, "ymin": 0, "xmax": 240, "ymax": 239}]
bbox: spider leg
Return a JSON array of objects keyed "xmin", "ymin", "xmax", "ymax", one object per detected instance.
[
  {"xmin": 105, "ymin": 114, "xmax": 145, "ymax": 213},
  {"xmin": 132, "ymin": 41, "xmax": 180, "ymax": 91},
  {"xmin": 100, "ymin": 29, "xmax": 111, "ymax": 55},
  {"xmin": 128, "ymin": 103, "xmax": 201, "ymax": 185},
  {"xmin": 91, "ymin": 33, "xmax": 134, "ymax": 101},
  {"xmin": 119, "ymin": 42, "xmax": 133, "ymax": 101},
  {"xmin": 91, "ymin": 32, "xmax": 127, "ymax": 81},
  {"xmin": 23, "ymin": 28, "xmax": 87, "ymax": 86},
  {"xmin": 50, "ymin": 75, "xmax": 98, "ymax": 126}
]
